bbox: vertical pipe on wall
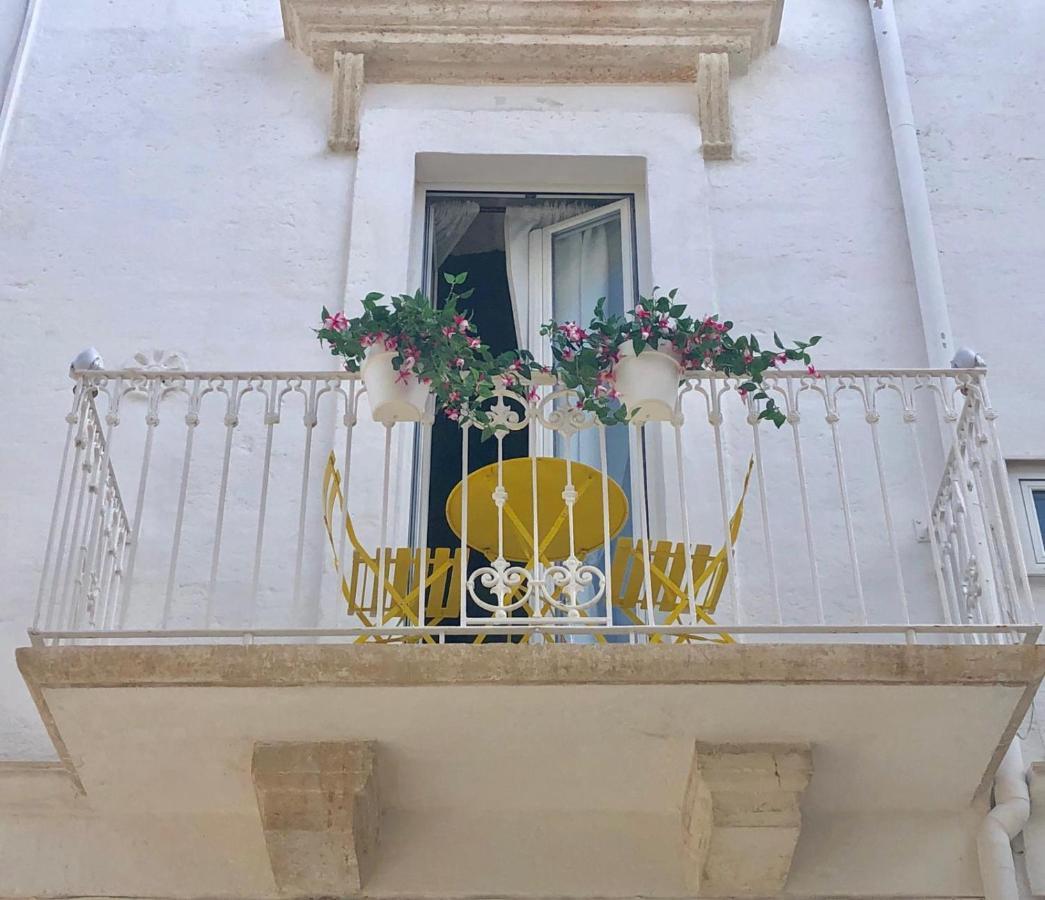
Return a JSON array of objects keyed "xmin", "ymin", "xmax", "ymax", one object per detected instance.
[
  {"xmin": 978, "ymin": 740, "xmax": 1030, "ymax": 900},
  {"xmin": 868, "ymin": 0, "xmax": 954, "ymax": 369}
]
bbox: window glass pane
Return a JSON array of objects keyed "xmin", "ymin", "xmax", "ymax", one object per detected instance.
[
  {"xmin": 549, "ymin": 210, "xmax": 632, "ymax": 539},
  {"xmin": 1033, "ymin": 490, "xmax": 1045, "ymax": 544},
  {"xmin": 551, "ymin": 212, "xmax": 625, "ymax": 323}
]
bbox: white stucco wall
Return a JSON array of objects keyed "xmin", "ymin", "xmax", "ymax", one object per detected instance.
[
  {"xmin": 0, "ymin": 0, "xmax": 353, "ymax": 757},
  {"xmin": 1, "ymin": 0, "xmax": 1045, "ymax": 891}
]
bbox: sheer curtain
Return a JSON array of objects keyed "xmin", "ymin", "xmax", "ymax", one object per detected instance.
[
  {"xmin": 503, "ymin": 200, "xmax": 598, "ymax": 344},
  {"xmin": 431, "ymin": 200, "xmax": 481, "ymax": 269}
]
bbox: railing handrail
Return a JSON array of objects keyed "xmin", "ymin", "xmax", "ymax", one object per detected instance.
[{"xmin": 71, "ymin": 366, "xmax": 989, "ymax": 382}]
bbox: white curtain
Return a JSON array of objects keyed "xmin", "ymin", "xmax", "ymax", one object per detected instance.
[
  {"xmin": 432, "ymin": 200, "xmax": 481, "ymax": 269},
  {"xmin": 503, "ymin": 201, "xmax": 597, "ymax": 344}
]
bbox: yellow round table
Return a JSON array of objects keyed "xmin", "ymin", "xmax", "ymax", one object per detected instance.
[{"xmin": 445, "ymin": 457, "xmax": 629, "ymax": 563}]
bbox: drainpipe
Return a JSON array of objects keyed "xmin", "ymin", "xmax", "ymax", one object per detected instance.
[
  {"xmin": 0, "ymin": 0, "xmax": 40, "ymax": 179},
  {"xmin": 869, "ymin": 10, "xmax": 1032, "ymax": 893},
  {"xmin": 977, "ymin": 740, "xmax": 1030, "ymax": 900},
  {"xmin": 868, "ymin": 0, "xmax": 954, "ymax": 369}
]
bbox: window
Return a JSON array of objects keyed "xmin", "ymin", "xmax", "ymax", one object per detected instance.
[
  {"xmin": 416, "ymin": 191, "xmax": 642, "ymax": 555},
  {"xmin": 1019, "ymin": 479, "xmax": 1045, "ymax": 565}
]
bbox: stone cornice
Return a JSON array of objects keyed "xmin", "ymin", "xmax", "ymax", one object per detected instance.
[
  {"xmin": 281, "ymin": 0, "xmax": 784, "ymax": 79},
  {"xmin": 280, "ymin": 0, "xmax": 785, "ymax": 158}
]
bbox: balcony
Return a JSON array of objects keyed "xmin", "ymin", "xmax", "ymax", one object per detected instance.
[
  {"xmin": 11, "ymin": 366, "xmax": 1045, "ymax": 899},
  {"xmin": 30, "ymin": 366, "xmax": 1038, "ymax": 645}
]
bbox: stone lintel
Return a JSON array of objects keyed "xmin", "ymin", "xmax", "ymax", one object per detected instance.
[
  {"xmin": 329, "ymin": 51, "xmax": 364, "ymax": 153},
  {"xmin": 697, "ymin": 52, "xmax": 733, "ymax": 160},
  {"xmin": 682, "ymin": 742, "xmax": 813, "ymax": 896},
  {"xmin": 252, "ymin": 741, "xmax": 380, "ymax": 896}
]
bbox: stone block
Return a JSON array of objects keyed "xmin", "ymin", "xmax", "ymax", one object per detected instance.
[{"xmin": 252, "ymin": 741, "xmax": 380, "ymax": 896}]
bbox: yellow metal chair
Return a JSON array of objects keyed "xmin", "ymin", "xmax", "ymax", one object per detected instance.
[
  {"xmin": 322, "ymin": 452, "xmax": 462, "ymax": 642},
  {"xmin": 609, "ymin": 459, "xmax": 754, "ymax": 643}
]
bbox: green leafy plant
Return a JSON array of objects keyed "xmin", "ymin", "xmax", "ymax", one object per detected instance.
[
  {"xmin": 541, "ymin": 288, "xmax": 821, "ymax": 426},
  {"xmin": 318, "ymin": 274, "xmax": 543, "ymax": 431}
]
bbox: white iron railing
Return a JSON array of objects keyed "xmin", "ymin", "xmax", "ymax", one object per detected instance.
[{"xmin": 31, "ymin": 368, "xmax": 1038, "ymax": 646}]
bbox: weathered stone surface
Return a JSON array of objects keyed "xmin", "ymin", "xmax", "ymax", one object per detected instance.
[
  {"xmin": 682, "ymin": 742, "xmax": 813, "ymax": 896},
  {"xmin": 252, "ymin": 741, "xmax": 380, "ymax": 896},
  {"xmin": 697, "ymin": 52, "xmax": 733, "ymax": 160},
  {"xmin": 280, "ymin": 0, "xmax": 784, "ymax": 77},
  {"xmin": 18, "ymin": 642, "xmax": 1045, "ymax": 690},
  {"xmin": 329, "ymin": 52, "xmax": 364, "ymax": 153}
]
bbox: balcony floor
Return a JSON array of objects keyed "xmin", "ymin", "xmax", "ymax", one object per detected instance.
[{"xmin": 4, "ymin": 642, "xmax": 1045, "ymax": 899}]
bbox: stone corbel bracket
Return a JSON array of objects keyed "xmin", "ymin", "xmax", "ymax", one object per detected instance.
[
  {"xmin": 252, "ymin": 741, "xmax": 380, "ymax": 896},
  {"xmin": 696, "ymin": 53, "xmax": 733, "ymax": 160},
  {"xmin": 329, "ymin": 52, "xmax": 364, "ymax": 153},
  {"xmin": 280, "ymin": 0, "xmax": 784, "ymax": 158},
  {"xmin": 682, "ymin": 742, "xmax": 813, "ymax": 896}
]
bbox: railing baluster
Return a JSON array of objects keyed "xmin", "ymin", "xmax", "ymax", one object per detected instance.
[
  {"xmin": 291, "ymin": 380, "xmax": 318, "ymax": 625},
  {"xmin": 162, "ymin": 378, "xmax": 201, "ymax": 627},
  {"xmin": 206, "ymin": 377, "xmax": 239, "ymax": 626},
  {"xmin": 247, "ymin": 378, "xmax": 279, "ymax": 629},
  {"xmin": 823, "ymin": 380, "xmax": 866, "ymax": 624},
  {"xmin": 34, "ymin": 387, "xmax": 85, "ymax": 631},
  {"xmin": 710, "ymin": 383, "xmax": 742, "ymax": 627},
  {"xmin": 783, "ymin": 380, "xmax": 824, "ymax": 624},
  {"xmin": 118, "ymin": 379, "xmax": 161, "ymax": 628},
  {"xmin": 747, "ymin": 397, "xmax": 783, "ymax": 625}
]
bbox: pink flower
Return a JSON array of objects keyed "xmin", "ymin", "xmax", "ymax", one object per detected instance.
[
  {"xmin": 501, "ymin": 373, "xmax": 517, "ymax": 388},
  {"xmin": 640, "ymin": 325, "xmax": 652, "ymax": 340},
  {"xmin": 442, "ymin": 326, "xmax": 455, "ymax": 338},
  {"xmin": 739, "ymin": 388, "xmax": 749, "ymax": 400},
  {"xmin": 742, "ymin": 350, "xmax": 754, "ymax": 364},
  {"xmin": 510, "ymin": 358, "xmax": 524, "ymax": 372},
  {"xmin": 774, "ymin": 353, "xmax": 788, "ymax": 367},
  {"xmin": 452, "ymin": 357, "xmax": 466, "ymax": 369},
  {"xmin": 527, "ymin": 387, "xmax": 539, "ymax": 402},
  {"xmin": 384, "ymin": 335, "xmax": 398, "ymax": 351},
  {"xmin": 807, "ymin": 364, "xmax": 820, "ymax": 377},
  {"xmin": 324, "ymin": 312, "xmax": 349, "ymax": 332},
  {"xmin": 467, "ymin": 337, "xmax": 481, "ymax": 349},
  {"xmin": 360, "ymin": 331, "xmax": 384, "ymax": 348},
  {"xmin": 635, "ymin": 305, "xmax": 651, "ymax": 320},
  {"xmin": 454, "ymin": 315, "xmax": 470, "ymax": 333},
  {"xmin": 444, "ymin": 407, "xmax": 461, "ymax": 422},
  {"xmin": 561, "ymin": 348, "xmax": 576, "ymax": 362},
  {"xmin": 559, "ymin": 322, "xmax": 587, "ymax": 343},
  {"xmin": 395, "ymin": 369, "xmax": 414, "ymax": 384},
  {"xmin": 657, "ymin": 317, "xmax": 675, "ymax": 333},
  {"xmin": 448, "ymin": 391, "xmax": 461, "ymax": 403}
]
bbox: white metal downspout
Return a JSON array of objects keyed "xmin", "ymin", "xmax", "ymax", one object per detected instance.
[
  {"xmin": 978, "ymin": 741, "xmax": 1030, "ymax": 900},
  {"xmin": 868, "ymin": 0, "xmax": 954, "ymax": 369},
  {"xmin": 868, "ymin": 5, "xmax": 1031, "ymax": 896}
]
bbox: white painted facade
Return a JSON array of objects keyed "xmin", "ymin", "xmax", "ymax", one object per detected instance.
[{"xmin": 1, "ymin": 0, "xmax": 1045, "ymax": 896}]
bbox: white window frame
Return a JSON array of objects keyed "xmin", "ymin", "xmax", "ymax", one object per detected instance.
[
  {"xmin": 1018, "ymin": 478, "xmax": 1045, "ymax": 567},
  {"xmin": 526, "ymin": 198, "xmax": 636, "ymax": 367}
]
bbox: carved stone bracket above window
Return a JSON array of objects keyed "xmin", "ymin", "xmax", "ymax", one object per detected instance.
[{"xmin": 280, "ymin": 0, "xmax": 785, "ymax": 160}]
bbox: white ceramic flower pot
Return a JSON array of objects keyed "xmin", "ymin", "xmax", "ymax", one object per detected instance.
[
  {"xmin": 613, "ymin": 342, "xmax": 682, "ymax": 423},
  {"xmin": 361, "ymin": 348, "xmax": 431, "ymax": 425}
]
